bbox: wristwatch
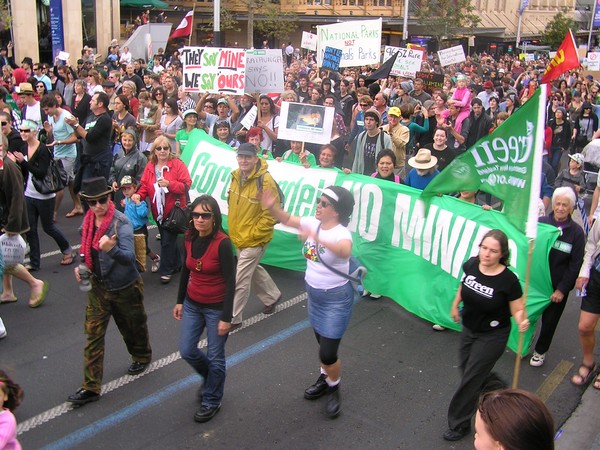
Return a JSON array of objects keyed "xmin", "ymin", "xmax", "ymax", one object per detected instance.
[{"xmin": 74, "ymin": 123, "xmax": 80, "ymax": 128}]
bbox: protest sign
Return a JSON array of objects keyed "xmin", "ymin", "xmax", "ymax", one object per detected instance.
[
  {"xmin": 181, "ymin": 131, "xmax": 558, "ymax": 353},
  {"xmin": 437, "ymin": 45, "xmax": 466, "ymax": 67},
  {"xmin": 181, "ymin": 47, "xmax": 246, "ymax": 95},
  {"xmin": 416, "ymin": 71, "xmax": 444, "ymax": 94},
  {"xmin": 245, "ymin": 49, "xmax": 284, "ymax": 94},
  {"xmin": 588, "ymin": 52, "xmax": 600, "ymax": 71},
  {"xmin": 301, "ymin": 31, "xmax": 317, "ymax": 51},
  {"xmin": 322, "ymin": 46, "xmax": 343, "ymax": 71},
  {"xmin": 278, "ymin": 102, "xmax": 334, "ymax": 145},
  {"xmin": 386, "ymin": 46, "xmax": 424, "ymax": 77},
  {"xmin": 316, "ymin": 18, "xmax": 382, "ymax": 68},
  {"xmin": 57, "ymin": 51, "xmax": 70, "ymax": 61},
  {"xmin": 240, "ymin": 105, "xmax": 258, "ymax": 130}
]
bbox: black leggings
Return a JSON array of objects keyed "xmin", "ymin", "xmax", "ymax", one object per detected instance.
[{"xmin": 314, "ymin": 331, "xmax": 341, "ymax": 366}]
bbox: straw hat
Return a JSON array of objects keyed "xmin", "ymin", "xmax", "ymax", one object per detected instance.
[{"xmin": 408, "ymin": 149, "xmax": 438, "ymax": 170}]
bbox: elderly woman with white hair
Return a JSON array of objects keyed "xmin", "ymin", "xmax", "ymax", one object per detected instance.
[{"xmin": 530, "ymin": 187, "xmax": 585, "ymax": 368}]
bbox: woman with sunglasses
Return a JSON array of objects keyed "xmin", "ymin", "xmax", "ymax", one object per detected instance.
[
  {"xmin": 173, "ymin": 195, "xmax": 235, "ymax": 423},
  {"xmin": 261, "ymin": 185, "xmax": 355, "ymax": 419},
  {"xmin": 85, "ymin": 70, "xmax": 103, "ymax": 97},
  {"xmin": 151, "ymin": 87, "xmax": 167, "ymax": 115},
  {"xmin": 572, "ymin": 101, "xmax": 599, "ymax": 153},
  {"xmin": 12, "ymin": 119, "xmax": 75, "ymax": 272},
  {"xmin": 34, "ymin": 82, "xmax": 47, "ymax": 100},
  {"xmin": 67, "ymin": 176, "xmax": 152, "ymax": 406},
  {"xmin": 133, "ymin": 136, "xmax": 191, "ymax": 284}
]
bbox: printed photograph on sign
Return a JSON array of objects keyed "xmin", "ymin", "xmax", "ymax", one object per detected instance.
[
  {"xmin": 181, "ymin": 46, "xmax": 246, "ymax": 95},
  {"xmin": 278, "ymin": 102, "xmax": 334, "ymax": 145},
  {"xmin": 245, "ymin": 49, "xmax": 284, "ymax": 94}
]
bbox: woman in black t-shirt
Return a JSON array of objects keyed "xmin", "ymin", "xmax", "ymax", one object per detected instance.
[{"xmin": 443, "ymin": 229, "xmax": 529, "ymax": 442}]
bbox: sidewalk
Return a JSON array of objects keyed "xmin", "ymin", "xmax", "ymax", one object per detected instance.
[{"xmin": 555, "ymin": 385, "xmax": 600, "ymax": 450}]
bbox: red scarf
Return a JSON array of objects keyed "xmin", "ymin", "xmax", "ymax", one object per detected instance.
[{"xmin": 80, "ymin": 201, "xmax": 116, "ymax": 269}]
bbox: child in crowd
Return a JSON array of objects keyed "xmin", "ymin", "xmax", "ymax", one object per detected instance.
[
  {"xmin": 120, "ymin": 176, "xmax": 161, "ymax": 273},
  {"xmin": 444, "ymin": 74, "xmax": 471, "ymax": 134},
  {"xmin": 405, "ymin": 149, "xmax": 439, "ymax": 190},
  {"xmin": 0, "ymin": 370, "xmax": 23, "ymax": 450}
]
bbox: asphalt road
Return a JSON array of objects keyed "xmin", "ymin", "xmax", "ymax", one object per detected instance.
[{"xmin": 1, "ymin": 200, "xmax": 596, "ymax": 450}]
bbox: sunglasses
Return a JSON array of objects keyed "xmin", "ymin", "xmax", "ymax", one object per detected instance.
[
  {"xmin": 155, "ymin": 146, "xmax": 170, "ymax": 151},
  {"xmin": 19, "ymin": 129, "xmax": 31, "ymax": 133},
  {"xmin": 86, "ymin": 196, "xmax": 109, "ymax": 206},
  {"xmin": 318, "ymin": 200, "xmax": 331, "ymax": 208},
  {"xmin": 1, "ymin": 122, "xmax": 7, "ymax": 126},
  {"xmin": 191, "ymin": 212, "xmax": 214, "ymax": 220},
  {"xmin": 36, "ymin": 85, "xmax": 44, "ymax": 88},
  {"xmin": 360, "ymin": 103, "xmax": 369, "ymax": 107}
]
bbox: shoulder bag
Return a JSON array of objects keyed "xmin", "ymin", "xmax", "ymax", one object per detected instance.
[
  {"xmin": 161, "ymin": 186, "xmax": 190, "ymax": 234},
  {"xmin": 32, "ymin": 147, "xmax": 67, "ymax": 194}
]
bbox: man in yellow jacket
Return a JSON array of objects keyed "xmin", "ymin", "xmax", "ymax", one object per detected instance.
[
  {"xmin": 228, "ymin": 143, "xmax": 282, "ymax": 329},
  {"xmin": 380, "ymin": 106, "xmax": 409, "ymax": 177}
]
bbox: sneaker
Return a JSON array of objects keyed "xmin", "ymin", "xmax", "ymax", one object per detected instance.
[
  {"xmin": 432, "ymin": 324, "xmax": 446, "ymax": 331},
  {"xmin": 0, "ymin": 317, "xmax": 6, "ymax": 339},
  {"xmin": 151, "ymin": 255, "xmax": 161, "ymax": 273},
  {"xmin": 529, "ymin": 352, "xmax": 545, "ymax": 367},
  {"xmin": 156, "ymin": 233, "xmax": 161, "ymax": 240}
]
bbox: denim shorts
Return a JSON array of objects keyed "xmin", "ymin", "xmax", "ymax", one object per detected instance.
[
  {"xmin": 582, "ymin": 270, "xmax": 600, "ymax": 314},
  {"xmin": 306, "ymin": 281, "xmax": 354, "ymax": 339}
]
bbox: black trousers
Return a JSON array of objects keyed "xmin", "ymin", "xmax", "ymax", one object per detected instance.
[
  {"xmin": 447, "ymin": 326, "xmax": 509, "ymax": 430},
  {"xmin": 534, "ymin": 298, "xmax": 568, "ymax": 354}
]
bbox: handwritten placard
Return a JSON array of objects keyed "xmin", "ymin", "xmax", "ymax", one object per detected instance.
[
  {"xmin": 384, "ymin": 46, "xmax": 424, "ymax": 77},
  {"xmin": 437, "ymin": 45, "xmax": 466, "ymax": 67},
  {"xmin": 241, "ymin": 105, "xmax": 258, "ymax": 130},
  {"xmin": 181, "ymin": 47, "xmax": 246, "ymax": 95},
  {"xmin": 416, "ymin": 71, "xmax": 444, "ymax": 94},
  {"xmin": 316, "ymin": 18, "xmax": 382, "ymax": 68},
  {"xmin": 278, "ymin": 102, "xmax": 335, "ymax": 145},
  {"xmin": 301, "ymin": 31, "xmax": 317, "ymax": 51},
  {"xmin": 245, "ymin": 49, "xmax": 284, "ymax": 94},
  {"xmin": 322, "ymin": 46, "xmax": 343, "ymax": 72},
  {"xmin": 588, "ymin": 52, "xmax": 600, "ymax": 71}
]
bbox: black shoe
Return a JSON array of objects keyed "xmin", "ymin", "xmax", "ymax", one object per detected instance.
[
  {"xmin": 304, "ymin": 373, "xmax": 328, "ymax": 400},
  {"xmin": 67, "ymin": 388, "xmax": 100, "ymax": 406},
  {"xmin": 443, "ymin": 426, "xmax": 471, "ymax": 441},
  {"xmin": 194, "ymin": 404, "xmax": 221, "ymax": 423},
  {"xmin": 325, "ymin": 385, "xmax": 341, "ymax": 418},
  {"xmin": 229, "ymin": 322, "xmax": 242, "ymax": 333},
  {"xmin": 263, "ymin": 295, "xmax": 282, "ymax": 314},
  {"xmin": 128, "ymin": 361, "xmax": 149, "ymax": 375}
]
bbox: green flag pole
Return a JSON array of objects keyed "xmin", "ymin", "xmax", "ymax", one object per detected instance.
[{"xmin": 512, "ymin": 238, "xmax": 535, "ymax": 388}]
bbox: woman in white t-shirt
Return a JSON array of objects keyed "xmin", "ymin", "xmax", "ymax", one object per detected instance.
[{"xmin": 261, "ymin": 185, "xmax": 355, "ymax": 419}]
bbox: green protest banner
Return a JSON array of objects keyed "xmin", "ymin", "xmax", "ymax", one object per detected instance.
[{"xmin": 181, "ymin": 131, "xmax": 559, "ymax": 353}]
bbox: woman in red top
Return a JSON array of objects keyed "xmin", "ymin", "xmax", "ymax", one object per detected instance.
[
  {"xmin": 133, "ymin": 136, "xmax": 191, "ymax": 284},
  {"xmin": 173, "ymin": 195, "xmax": 235, "ymax": 423}
]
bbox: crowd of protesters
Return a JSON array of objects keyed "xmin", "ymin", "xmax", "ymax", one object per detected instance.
[{"xmin": 2, "ymin": 37, "xmax": 600, "ymax": 442}]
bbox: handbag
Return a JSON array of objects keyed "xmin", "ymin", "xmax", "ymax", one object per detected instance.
[
  {"xmin": 32, "ymin": 148, "xmax": 67, "ymax": 194},
  {"xmin": 133, "ymin": 234, "xmax": 147, "ymax": 272},
  {"xmin": 315, "ymin": 224, "xmax": 367, "ymax": 297},
  {"xmin": 161, "ymin": 195, "xmax": 189, "ymax": 234}
]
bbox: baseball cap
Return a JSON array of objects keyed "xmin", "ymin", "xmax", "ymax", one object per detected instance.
[
  {"xmin": 237, "ymin": 142, "xmax": 257, "ymax": 157},
  {"xmin": 388, "ymin": 106, "xmax": 401, "ymax": 117},
  {"xmin": 569, "ymin": 153, "xmax": 584, "ymax": 166}
]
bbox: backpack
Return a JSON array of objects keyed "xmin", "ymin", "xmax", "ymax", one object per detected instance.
[{"xmin": 256, "ymin": 172, "xmax": 285, "ymax": 211}]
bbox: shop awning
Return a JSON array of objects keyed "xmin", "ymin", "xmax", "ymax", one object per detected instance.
[{"xmin": 120, "ymin": 0, "xmax": 168, "ymax": 8}]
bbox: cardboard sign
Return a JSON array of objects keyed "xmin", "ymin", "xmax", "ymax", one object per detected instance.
[
  {"xmin": 437, "ymin": 45, "xmax": 466, "ymax": 67},
  {"xmin": 384, "ymin": 46, "xmax": 424, "ymax": 77},
  {"xmin": 416, "ymin": 71, "xmax": 444, "ymax": 94},
  {"xmin": 181, "ymin": 47, "xmax": 246, "ymax": 95},
  {"xmin": 278, "ymin": 102, "xmax": 335, "ymax": 145},
  {"xmin": 322, "ymin": 46, "xmax": 343, "ymax": 72},
  {"xmin": 57, "ymin": 51, "xmax": 70, "ymax": 61},
  {"xmin": 588, "ymin": 52, "xmax": 600, "ymax": 71},
  {"xmin": 316, "ymin": 18, "xmax": 382, "ymax": 68},
  {"xmin": 245, "ymin": 49, "xmax": 284, "ymax": 94},
  {"xmin": 301, "ymin": 31, "xmax": 317, "ymax": 51},
  {"xmin": 240, "ymin": 105, "xmax": 258, "ymax": 130}
]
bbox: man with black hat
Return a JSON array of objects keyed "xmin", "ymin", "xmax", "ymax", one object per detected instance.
[
  {"xmin": 102, "ymin": 80, "xmax": 117, "ymax": 112},
  {"xmin": 227, "ymin": 143, "xmax": 282, "ymax": 330},
  {"xmin": 348, "ymin": 109, "xmax": 391, "ymax": 175},
  {"xmin": 67, "ymin": 176, "xmax": 152, "ymax": 406}
]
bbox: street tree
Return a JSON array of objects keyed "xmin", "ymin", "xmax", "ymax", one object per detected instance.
[
  {"xmin": 541, "ymin": 12, "xmax": 578, "ymax": 49},
  {"xmin": 413, "ymin": 0, "xmax": 480, "ymax": 48}
]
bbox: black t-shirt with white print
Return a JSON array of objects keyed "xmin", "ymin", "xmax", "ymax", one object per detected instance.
[{"xmin": 460, "ymin": 257, "xmax": 522, "ymax": 333}]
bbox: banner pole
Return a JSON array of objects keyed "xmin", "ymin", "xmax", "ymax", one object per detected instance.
[
  {"xmin": 512, "ymin": 238, "xmax": 535, "ymax": 388},
  {"xmin": 188, "ymin": 5, "xmax": 196, "ymax": 47}
]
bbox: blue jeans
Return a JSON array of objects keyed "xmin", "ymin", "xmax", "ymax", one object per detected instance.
[
  {"xmin": 157, "ymin": 224, "xmax": 181, "ymax": 276},
  {"xmin": 179, "ymin": 298, "xmax": 228, "ymax": 407},
  {"xmin": 26, "ymin": 196, "xmax": 71, "ymax": 269}
]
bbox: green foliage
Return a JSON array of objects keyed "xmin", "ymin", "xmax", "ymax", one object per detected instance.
[
  {"xmin": 0, "ymin": 0, "xmax": 12, "ymax": 29},
  {"xmin": 199, "ymin": 9, "xmax": 241, "ymax": 33},
  {"xmin": 254, "ymin": 1, "xmax": 298, "ymax": 42},
  {"xmin": 541, "ymin": 12, "xmax": 578, "ymax": 49},
  {"xmin": 414, "ymin": 0, "xmax": 480, "ymax": 48}
]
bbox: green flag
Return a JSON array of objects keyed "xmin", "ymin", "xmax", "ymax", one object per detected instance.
[{"xmin": 423, "ymin": 85, "xmax": 547, "ymax": 238}]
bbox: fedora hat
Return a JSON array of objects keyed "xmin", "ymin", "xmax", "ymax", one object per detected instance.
[
  {"xmin": 17, "ymin": 82, "xmax": 34, "ymax": 95},
  {"xmin": 80, "ymin": 177, "xmax": 113, "ymax": 199},
  {"xmin": 408, "ymin": 149, "xmax": 438, "ymax": 170}
]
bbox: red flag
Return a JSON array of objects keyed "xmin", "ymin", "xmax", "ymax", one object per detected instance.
[
  {"xmin": 169, "ymin": 11, "xmax": 194, "ymax": 40},
  {"xmin": 541, "ymin": 30, "xmax": 580, "ymax": 84}
]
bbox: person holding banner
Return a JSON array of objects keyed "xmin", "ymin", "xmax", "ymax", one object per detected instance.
[
  {"xmin": 278, "ymin": 141, "xmax": 317, "ymax": 168},
  {"xmin": 246, "ymin": 127, "xmax": 273, "ymax": 160},
  {"xmin": 444, "ymin": 229, "xmax": 529, "ymax": 442},
  {"xmin": 260, "ymin": 185, "xmax": 355, "ymax": 419}
]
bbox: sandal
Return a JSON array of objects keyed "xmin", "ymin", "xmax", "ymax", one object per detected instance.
[
  {"xmin": 0, "ymin": 296, "xmax": 17, "ymax": 304},
  {"xmin": 65, "ymin": 210, "xmax": 83, "ymax": 218},
  {"xmin": 60, "ymin": 252, "xmax": 76, "ymax": 266},
  {"xmin": 571, "ymin": 362, "xmax": 597, "ymax": 386},
  {"xmin": 594, "ymin": 374, "xmax": 600, "ymax": 390},
  {"xmin": 29, "ymin": 281, "xmax": 49, "ymax": 308}
]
